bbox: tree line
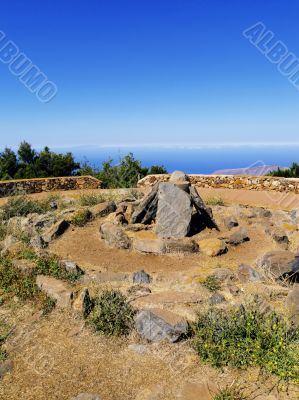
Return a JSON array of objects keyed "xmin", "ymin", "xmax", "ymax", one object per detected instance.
[{"xmin": 0, "ymin": 142, "xmax": 167, "ymax": 188}]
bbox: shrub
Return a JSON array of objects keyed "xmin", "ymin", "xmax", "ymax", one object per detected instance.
[
  {"xmin": 192, "ymin": 305, "xmax": 299, "ymax": 381},
  {"xmin": 0, "ymin": 319, "xmax": 10, "ymax": 361},
  {"xmin": 0, "ymin": 221, "xmax": 7, "ymax": 241},
  {"xmin": 213, "ymin": 387, "xmax": 244, "ymax": 400},
  {"xmin": 268, "ymin": 162, "xmax": 299, "ymax": 178},
  {"xmin": 1, "ymin": 196, "xmax": 52, "ymax": 220},
  {"xmin": 90, "ymin": 290, "xmax": 135, "ymax": 336},
  {"xmin": 79, "ymin": 192, "xmax": 105, "ymax": 206},
  {"xmin": 71, "ymin": 208, "xmax": 93, "ymax": 227},
  {"xmin": 35, "ymin": 254, "xmax": 81, "ymax": 282},
  {"xmin": 205, "ymin": 197, "xmax": 225, "ymax": 206},
  {"xmin": 203, "ymin": 275, "xmax": 222, "ymax": 292},
  {"xmin": 0, "ymin": 257, "xmax": 39, "ymax": 301}
]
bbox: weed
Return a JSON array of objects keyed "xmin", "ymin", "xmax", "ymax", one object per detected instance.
[
  {"xmin": 90, "ymin": 290, "xmax": 135, "ymax": 336},
  {"xmin": 206, "ymin": 197, "xmax": 225, "ymax": 206},
  {"xmin": 0, "ymin": 257, "xmax": 39, "ymax": 301},
  {"xmin": 203, "ymin": 275, "xmax": 222, "ymax": 292},
  {"xmin": 1, "ymin": 196, "xmax": 52, "ymax": 220},
  {"xmin": 0, "ymin": 319, "xmax": 10, "ymax": 361},
  {"xmin": 41, "ymin": 297, "xmax": 57, "ymax": 316},
  {"xmin": 35, "ymin": 254, "xmax": 81, "ymax": 282},
  {"xmin": 192, "ymin": 305, "xmax": 299, "ymax": 382},
  {"xmin": 71, "ymin": 208, "xmax": 93, "ymax": 227},
  {"xmin": 0, "ymin": 221, "xmax": 7, "ymax": 241},
  {"xmin": 213, "ymin": 386, "xmax": 244, "ymax": 400},
  {"xmin": 79, "ymin": 192, "xmax": 105, "ymax": 206}
]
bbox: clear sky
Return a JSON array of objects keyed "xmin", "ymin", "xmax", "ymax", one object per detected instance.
[{"xmin": 1, "ymin": 0, "xmax": 299, "ymax": 149}]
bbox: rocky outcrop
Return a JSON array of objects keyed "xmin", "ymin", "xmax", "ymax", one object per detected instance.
[
  {"xmin": 36, "ymin": 275, "xmax": 74, "ymax": 308},
  {"xmin": 257, "ymin": 250, "xmax": 299, "ymax": 280}
]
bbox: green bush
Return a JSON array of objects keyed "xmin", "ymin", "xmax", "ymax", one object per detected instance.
[
  {"xmin": 213, "ymin": 387, "xmax": 244, "ymax": 400},
  {"xmin": 90, "ymin": 290, "xmax": 135, "ymax": 336},
  {"xmin": 1, "ymin": 196, "xmax": 52, "ymax": 220},
  {"xmin": 203, "ymin": 275, "xmax": 222, "ymax": 292},
  {"xmin": 79, "ymin": 192, "xmax": 105, "ymax": 206},
  {"xmin": 35, "ymin": 254, "xmax": 81, "ymax": 282},
  {"xmin": 71, "ymin": 208, "xmax": 93, "ymax": 227},
  {"xmin": 0, "ymin": 320, "xmax": 10, "ymax": 361},
  {"xmin": 0, "ymin": 257, "xmax": 39, "ymax": 301},
  {"xmin": 192, "ymin": 305, "xmax": 299, "ymax": 382}
]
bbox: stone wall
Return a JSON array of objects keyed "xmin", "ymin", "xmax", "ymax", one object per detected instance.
[
  {"xmin": 0, "ymin": 176, "xmax": 102, "ymax": 198},
  {"xmin": 138, "ymin": 174, "xmax": 299, "ymax": 194}
]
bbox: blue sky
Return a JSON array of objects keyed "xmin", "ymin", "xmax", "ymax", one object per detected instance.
[{"xmin": 1, "ymin": 0, "xmax": 299, "ymax": 149}]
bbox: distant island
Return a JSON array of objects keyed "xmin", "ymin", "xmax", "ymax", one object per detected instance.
[{"xmin": 213, "ymin": 165, "xmax": 287, "ymax": 176}]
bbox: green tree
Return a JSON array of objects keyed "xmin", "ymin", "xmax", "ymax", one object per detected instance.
[
  {"xmin": 0, "ymin": 148, "xmax": 18, "ymax": 180},
  {"xmin": 268, "ymin": 162, "xmax": 299, "ymax": 178},
  {"xmin": 18, "ymin": 141, "xmax": 36, "ymax": 164}
]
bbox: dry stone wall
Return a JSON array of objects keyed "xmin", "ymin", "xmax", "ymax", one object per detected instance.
[
  {"xmin": 0, "ymin": 176, "xmax": 101, "ymax": 198},
  {"xmin": 138, "ymin": 174, "xmax": 299, "ymax": 194}
]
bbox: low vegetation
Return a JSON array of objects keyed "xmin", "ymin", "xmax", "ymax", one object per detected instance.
[
  {"xmin": 205, "ymin": 196, "xmax": 225, "ymax": 206},
  {"xmin": 203, "ymin": 275, "xmax": 222, "ymax": 292},
  {"xmin": 213, "ymin": 387, "xmax": 244, "ymax": 400},
  {"xmin": 71, "ymin": 208, "xmax": 93, "ymax": 227},
  {"xmin": 90, "ymin": 290, "xmax": 135, "ymax": 336},
  {"xmin": 15, "ymin": 249, "xmax": 81, "ymax": 283},
  {"xmin": 1, "ymin": 196, "xmax": 53, "ymax": 220},
  {"xmin": 0, "ymin": 319, "xmax": 10, "ymax": 361},
  {"xmin": 78, "ymin": 192, "xmax": 105, "ymax": 206},
  {"xmin": 192, "ymin": 305, "xmax": 299, "ymax": 381}
]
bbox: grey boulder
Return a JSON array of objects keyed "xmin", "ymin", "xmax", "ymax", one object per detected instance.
[{"xmin": 135, "ymin": 308, "xmax": 188, "ymax": 343}]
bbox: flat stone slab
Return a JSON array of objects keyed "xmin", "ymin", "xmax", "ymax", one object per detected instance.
[
  {"xmin": 155, "ymin": 182, "xmax": 192, "ymax": 238},
  {"xmin": 36, "ymin": 275, "xmax": 73, "ymax": 308}
]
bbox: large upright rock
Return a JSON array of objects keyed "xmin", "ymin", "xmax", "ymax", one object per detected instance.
[{"xmin": 155, "ymin": 183, "xmax": 192, "ymax": 238}]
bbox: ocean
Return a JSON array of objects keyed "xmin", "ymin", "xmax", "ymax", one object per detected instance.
[{"xmin": 65, "ymin": 144, "xmax": 299, "ymax": 175}]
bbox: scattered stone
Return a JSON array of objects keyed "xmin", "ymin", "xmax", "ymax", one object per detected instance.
[
  {"xmin": 61, "ymin": 259, "xmax": 84, "ymax": 275},
  {"xmin": 223, "ymin": 216, "xmax": 239, "ymax": 230},
  {"xmin": 133, "ymin": 270, "xmax": 152, "ymax": 284},
  {"xmin": 198, "ymin": 238, "xmax": 227, "ymax": 257},
  {"xmin": 30, "ymin": 234, "xmax": 47, "ymax": 250},
  {"xmin": 100, "ymin": 222, "xmax": 131, "ymax": 249},
  {"xmin": 265, "ymin": 226, "xmax": 289, "ymax": 245},
  {"xmin": 89, "ymin": 201, "xmax": 116, "ymax": 218},
  {"xmin": 135, "ymin": 308, "xmax": 188, "ymax": 343},
  {"xmin": 285, "ymin": 287, "xmax": 299, "ymax": 323},
  {"xmin": 155, "ymin": 182, "xmax": 192, "ymax": 238},
  {"xmin": 222, "ymin": 227, "xmax": 249, "ymax": 246},
  {"xmin": 12, "ymin": 259, "xmax": 36, "ymax": 273},
  {"xmin": 125, "ymin": 223, "xmax": 149, "ymax": 232},
  {"xmin": 36, "ymin": 275, "xmax": 73, "ymax": 308},
  {"xmin": 257, "ymin": 208, "xmax": 272, "ymax": 218},
  {"xmin": 127, "ymin": 285, "xmax": 152, "ymax": 297},
  {"xmin": 0, "ymin": 235, "xmax": 22, "ymax": 256},
  {"xmin": 49, "ymin": 201, "xmax": 58, "ymax": 210},
  {"xmin": 71, "ymin": 394, "xmax": 101, "ymax": 400},
  {"xmin": 238, "ymin": 264, "xmax": 261, "ymax": 283},
  {"xmin": 163, "ymin": 237, "xmax": 199, "ymax": 253},
  {"xmin": 225, "ymin": 282, "xmax": 240, "ymax": 296},
  {"xmin": 132, "ymin": 236, "xmax": 165, "ymax": 254},
  {"xmin": 211, "ymin": 268, "xmax": 235, "ymax": 282},
  {"xmin": 209, "ymin": 293, "xmax": 226, "ymax": 305},
  {"xmin": 257, "ymin": 250, "xmax": 299, "ymax": 280},
  {"xmin": 0, "ymin": 359, "xmax": 13, "ymax": 379},
  {"xmin": 42, "ymin": 219, "xmax": 69, "ymax": 243},
  {"xmin": 73, "ymin": 288, "xmax": 93, "ymax": 318}
]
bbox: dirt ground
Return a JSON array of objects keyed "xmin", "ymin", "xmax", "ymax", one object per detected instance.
[{"xmin": 0, "ymin": 189, "xmax": 298, "ymax": 400}]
